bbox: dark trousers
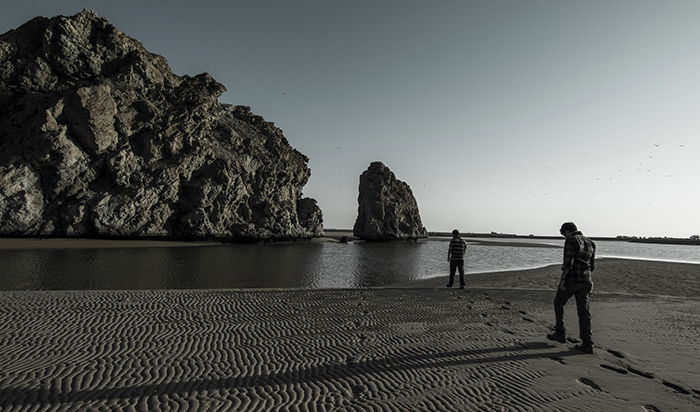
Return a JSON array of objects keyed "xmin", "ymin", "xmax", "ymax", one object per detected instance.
[
  {"xmin": 554, "ymin": 280, "xmax": 593, "ymax": 345},
  {"xmin": 448, "ymin": 260, "xmax": 465, "ymax": 287}
]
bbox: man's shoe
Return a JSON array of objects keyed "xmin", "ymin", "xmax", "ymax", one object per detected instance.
[
  {"xmin": 574, "ymin": 344, "xmax": 594, "ymax": 354},
  {"xmin": 459, "ymin": 285, "xmax": 465, "ymax": 289},
  {"xmin": 446, "ymin": 284, "xmax": 452, "ymax": 288},
  {"xmin": 546, "ymin": 333, "xmax": 566, "ymax": 343}
]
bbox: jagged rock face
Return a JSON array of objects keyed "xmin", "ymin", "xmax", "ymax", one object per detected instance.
[
  {"xmin": 353, "ymin": 162, "xmax": 427, "ymax": 240},
  {"xmin": 0, "ymin": 11, "xmax": 323, "ymax": 239}
]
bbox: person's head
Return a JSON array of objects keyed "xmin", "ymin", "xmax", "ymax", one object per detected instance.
[
  {"xmin": 452, "ymin": 229, "xmax": 460, "ymax": 237},
  {"xmin": 559, "ymin": 222, "xmax": 578, "ymax": 236}
]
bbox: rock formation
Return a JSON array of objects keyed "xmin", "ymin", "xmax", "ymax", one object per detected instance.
[
  {"xmin": 353, "ymin": 162, "xmax": 427, "ymax": 240},
  {"xmin": 0, "ymin": 11, "xmax": 323, "ymax": 240}
]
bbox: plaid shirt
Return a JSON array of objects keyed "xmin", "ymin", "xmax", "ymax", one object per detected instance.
[
  {"xmin": 562, "ymin": 231, "xmax": 596, "ymax": 282},
  {"xmin": 448, "ymin": 237, "xmax": 467, "ymax": 261}
]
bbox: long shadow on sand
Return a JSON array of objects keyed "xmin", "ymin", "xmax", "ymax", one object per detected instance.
[{"xmin": 0, "ymin": 342, "xmax": 583, "ymax": 406}]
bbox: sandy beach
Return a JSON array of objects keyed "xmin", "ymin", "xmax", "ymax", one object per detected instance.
[{"xmin": 0, "ymin": 258, "xmax": 698, "ymax": 411}]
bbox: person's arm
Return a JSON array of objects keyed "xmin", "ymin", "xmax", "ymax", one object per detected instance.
[
  {"xmin": 590, "ymin": 240, "xmax": 596, "ymax": 272},
  {"xmin": 447, "ymin": 240, "xmax": 452, "ymax": 261},
  {"xmin": 561, "ymin": 237, "xmax": 575, "ymax": 279},
  {"xmin": 559, "ymin": 238, "xmax": 575, "ymax": 290}
]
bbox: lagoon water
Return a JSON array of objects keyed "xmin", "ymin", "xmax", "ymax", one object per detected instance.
[{"xmin": 1, "ymin": 238, "xmax": 698, "ymax": 291}]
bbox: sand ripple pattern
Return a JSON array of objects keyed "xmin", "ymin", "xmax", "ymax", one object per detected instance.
[{"xmin": 0, "ymin": 289, "xmax": 696, "ymax": 411}]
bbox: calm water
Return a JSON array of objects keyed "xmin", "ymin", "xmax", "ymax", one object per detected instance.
[{"xmin": 1, "ymin": 239, "xmax": 698, "ymax": 290}]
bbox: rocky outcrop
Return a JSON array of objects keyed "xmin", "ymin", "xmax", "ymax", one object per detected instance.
[
  {"xmin": 0, "ymin": 11, "xmax": 323, "ymax": 240},
  {"xmin": 353, "ymin": 162, "xmax": 427, "ymax": 240}
]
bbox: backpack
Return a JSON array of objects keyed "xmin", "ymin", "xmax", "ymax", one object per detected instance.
[{"xmin": 574, "ymin": 235, "xmax": 595, "ymax": 269}]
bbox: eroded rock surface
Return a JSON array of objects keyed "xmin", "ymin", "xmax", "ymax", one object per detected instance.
[
  {"xmin": 353, "ymin": 162, "xmax": 427, "ymax": 240},
  {"xmin": 0, "ymin": 11, "xmax": 322, "ymax": 239}
]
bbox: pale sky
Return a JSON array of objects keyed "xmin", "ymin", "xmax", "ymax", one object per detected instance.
[{"xmin": 2, "ymin": 1, "xmax": 699, "ymax": 237}]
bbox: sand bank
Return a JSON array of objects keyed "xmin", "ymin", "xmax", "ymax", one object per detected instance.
[
  {"xmin": 401, "ymin": 258, "xmax": 700, "ymax": 297},
  {"xmin": 0, "ymin": 259, "xmax": 698, "ymax": 410}
]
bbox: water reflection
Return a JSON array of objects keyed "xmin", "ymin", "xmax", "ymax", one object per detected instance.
[
  {"xmin": 351, "ymin": 242, "xmax": 412, "ymax": 287},
  {"xmin": 0, "ymin": 239, "xmax": 697, "ymax": 291}
]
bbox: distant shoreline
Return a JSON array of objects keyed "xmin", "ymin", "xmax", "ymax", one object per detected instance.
[
  {"xmin": 326, "ymin": 229, "xmax": 700, "ymax": 245},
  {"xmin": 628, "ymin": 238, "xmax": 700, "ymax": 246},
  {"xmin": 2, "ymin": 230, "xmax": 697, "ymax": 250}
]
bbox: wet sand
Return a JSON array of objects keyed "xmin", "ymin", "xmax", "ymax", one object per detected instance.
[{"xmin": 0, "ymin": 259, "xmax": 698, "ymax": 410}]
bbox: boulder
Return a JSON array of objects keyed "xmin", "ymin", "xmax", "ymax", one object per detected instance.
[
  {"xmin": 0, "ymin": 11, "xmax": 323, "ymax": 240},
  {"xmin": 353, "ymin": 162, "xmax": 427, "ymax": 240}
]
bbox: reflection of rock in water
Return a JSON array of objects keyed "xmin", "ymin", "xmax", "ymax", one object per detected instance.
[
  {"xmin": 0, "ymin": 10, "xmax": 321, "ymax": 240},
  {"xmin": 351, "ymin": 242, "xmax": 425, "ymax": 287},
  {"xmin": 353, "ymin": 162, "xmax": 428, "ymax": 240}
]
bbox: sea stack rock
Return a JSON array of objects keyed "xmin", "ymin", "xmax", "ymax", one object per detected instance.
[
  {"xmin": 0, "ymin": 11, "xmax": 323, "ymax": 240},
  {"xmin": 353, "ymin": 162, "xmax": 428, "ymax": 240}
]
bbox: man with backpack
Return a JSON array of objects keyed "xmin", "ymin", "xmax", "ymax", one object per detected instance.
[
  {"xmin": 547, "ymin": 222, "xmax": 596, "ymax": 353},
  {"xmin": 446, "ymin": 229, "xmax": 467, "ymax": 289}
]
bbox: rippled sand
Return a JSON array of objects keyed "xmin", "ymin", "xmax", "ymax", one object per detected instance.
[{"xmin": 0, "ymin": 259, "xmax": 698, "ymax": 410}]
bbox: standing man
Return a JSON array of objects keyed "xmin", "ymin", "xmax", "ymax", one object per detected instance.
[
  {"xmin": 547, "ymin": 222, "xmax": 596, "ymax": 354},
  {"xmin": 447, "ymin": 229, "xmax": 467, "ymax": 289}
]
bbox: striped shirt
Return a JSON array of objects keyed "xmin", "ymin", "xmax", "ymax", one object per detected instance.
[
  {"xmin": 448, "ymin": 237, "xmax": 467, "ymax": 261},
  {"xmin": 562, "ymin": 232, "xmax": 596, "ymax": 282}
]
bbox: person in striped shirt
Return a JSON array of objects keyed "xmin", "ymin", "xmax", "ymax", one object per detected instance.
[{"xmin": 446, "ymin": 229, "xmax": 467, "ymax": 289}]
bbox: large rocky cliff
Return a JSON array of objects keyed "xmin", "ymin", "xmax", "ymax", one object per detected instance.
[
  {"xmin": 353, "ymin": 162, "xmax": 427, "ymax": 240},
  {"xmin": 0, "ymin": 11, "xmax": 323, "ymax": 240}
]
